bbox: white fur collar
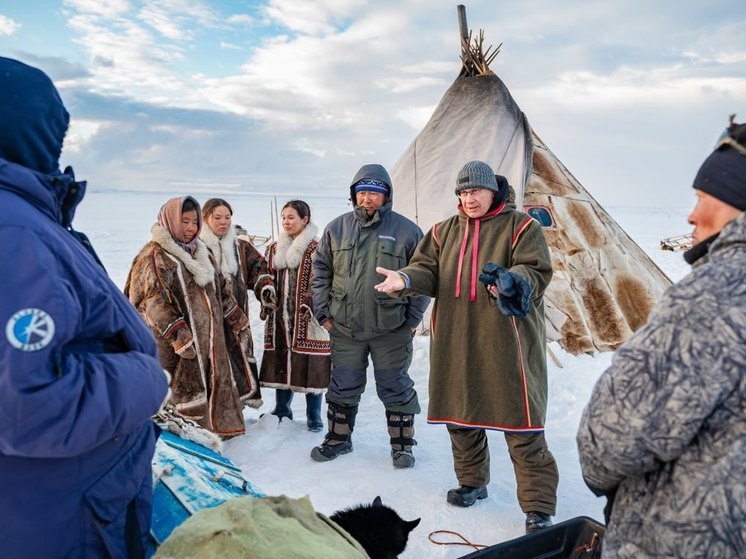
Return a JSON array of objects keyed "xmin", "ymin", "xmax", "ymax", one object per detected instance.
[
  {"xmin": 200, "ymin": 225, "xmax": 238, "ymax": 277},
  {"xmin": 151, "ymin": 223, "xmax": 215, "ymax": 287},
  {"xmin": 273, "ymin": 223, "xmax": 318, "ymax": 270}
]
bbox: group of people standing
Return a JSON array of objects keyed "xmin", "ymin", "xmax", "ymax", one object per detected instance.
[
  {"xmin": 3, "ymin": 55, "xmax": 744, "ymax": 559},
  {"xmin": 121, "ymin": 159, "xmax": 561, "ymax": 534},
  {"xmin": 125, "ymin": 195, "xmax": 331, "ymax": 438}
]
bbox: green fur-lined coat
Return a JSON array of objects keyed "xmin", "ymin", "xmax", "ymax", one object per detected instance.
[
  {"xmin": 125, "ymin": 224, "xmax": 245, "ymax": 437},
  {"xmin": 399, "ymin": 202, "xmax": 552, "ymax": 431}
]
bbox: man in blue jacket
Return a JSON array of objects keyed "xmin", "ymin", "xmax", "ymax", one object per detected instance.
[{"xmin": 0, "ymin": 57, "xmax": 169, "ymax": 558}]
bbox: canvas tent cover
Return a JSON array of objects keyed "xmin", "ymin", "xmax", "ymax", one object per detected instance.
[{"xmin": 391, "ymin": 69, "xmax": 671, "ymax": 354}]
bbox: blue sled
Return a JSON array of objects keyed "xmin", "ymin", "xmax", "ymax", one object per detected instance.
[{"xmin": 151, "ymin": 431, "xmax": 264, "ymax": 546}]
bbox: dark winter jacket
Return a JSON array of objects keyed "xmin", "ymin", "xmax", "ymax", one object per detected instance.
[
  {"xmin": 312, "ymin": 166, "xmax": 429, "ymax": 340},
  {"xmin": 0, "ymin": 159, "xmax": 168, "ymax": 558},
  {"xmin": 577, "ymin": 212, "xmax": 746, "ymax": 558}
]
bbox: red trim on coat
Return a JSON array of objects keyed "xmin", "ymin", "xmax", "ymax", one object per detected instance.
[
  {"xmin": 427, "ymin": 417, "xmax": 544, "ymax": 432},
  {"xmin": 511, "ymin": 216, "xmax": 534, "ymax": 249},
  {"xmin": 432, "ymin": 222, "xmax": 441, "ymax": 247},
  {"xmin": 510, "ymin": 315, "xmax": 533, "ymax": 426},
  {"xmin": 455, "ymin": 217, "xmax": 469, "ymax": 298},
  {"xmin": 470, "ymin": 219, "xmax": 480, "ymax": 301}
]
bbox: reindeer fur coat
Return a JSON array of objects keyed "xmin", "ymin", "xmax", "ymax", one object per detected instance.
[{"xmin": 126, "ymin": 223, "xmax": 245, "ymax": 437}]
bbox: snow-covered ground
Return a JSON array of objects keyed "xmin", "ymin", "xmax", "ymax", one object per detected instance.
[{"xmin": 76, "ymin": 190, "xmax": 694, "ymax": 558}]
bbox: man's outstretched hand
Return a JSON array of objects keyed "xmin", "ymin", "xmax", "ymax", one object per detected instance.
[{"xmin": 374, "ymin": 267, "xmax": 405, "ymax": 293}]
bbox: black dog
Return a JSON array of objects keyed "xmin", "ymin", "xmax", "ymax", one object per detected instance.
[{"xmin": 330, "ymin": 496, "xmax": 421, "ymax": 559}]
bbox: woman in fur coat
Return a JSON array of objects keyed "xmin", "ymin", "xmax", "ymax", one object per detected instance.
[
  {"xmin": 259, "ymin": 200, "xmax": 331, "ymax": 432},
  {"xmin": 125, "ymin": 196, "xmax": 248, "ymax": 438},
  {"xmin": 200, "ymin": 198, "xmax": 275, "ymax": 411}
]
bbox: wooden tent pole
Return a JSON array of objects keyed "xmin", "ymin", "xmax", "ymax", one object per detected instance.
[{"xmin": 457, "ymin": 5, "xmax": 468, "ymax": 42}]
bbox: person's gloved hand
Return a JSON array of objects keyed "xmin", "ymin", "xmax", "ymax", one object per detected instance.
[
  {"xmin": 260, "ymin": 286, "xmax": 278, "ymax": 310},
  {"xmin": 172, "ymin": 326, "xmax": 197, "ymax": 359},
  {"xmin": 478, "ymin": 263, "xmax": 532, "ymax": 317}
]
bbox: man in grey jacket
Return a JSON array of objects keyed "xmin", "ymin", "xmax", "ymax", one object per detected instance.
[
  {"xmin": 310, "ymin": 164, "xmax": 429, "ymax": 468},
  {"xmin": 577, "ymin": 117, "xmax": 746, "ymax": 558}
]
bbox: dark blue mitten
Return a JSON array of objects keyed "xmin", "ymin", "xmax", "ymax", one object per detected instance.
[{"xmin": 479, "ymin": 263, "xmax": 532, "ymax": 317}]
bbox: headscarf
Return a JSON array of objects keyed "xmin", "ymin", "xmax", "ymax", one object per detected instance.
[{"xmin": 157, "ymin": 196, "xmax": 202, "ymax": 253}]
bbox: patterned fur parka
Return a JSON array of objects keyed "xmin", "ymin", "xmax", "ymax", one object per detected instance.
[
  {"xmin": 126, "ymin": 223, "xmax": 246, "ymax": 437},
  {"xmin": 577, "ymin": 212, "xmax": 746, "ymax": 558},
  {"xmin": 260, "ymin": 223, "xmax": 331, "ymax": 393},
  {"xmin": 201, "ymin": 224, "xmax": 273, "ymax": 408}
]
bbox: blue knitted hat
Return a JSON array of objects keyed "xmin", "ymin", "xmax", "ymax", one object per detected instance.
[{"xmin": 0, "ymin": 57, "xmax": 69, "ymax": 174}]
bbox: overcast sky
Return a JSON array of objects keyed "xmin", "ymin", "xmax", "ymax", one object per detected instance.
[{"xmin": 1, "ymin": 0, "xmax": 744, "ymax": 207}]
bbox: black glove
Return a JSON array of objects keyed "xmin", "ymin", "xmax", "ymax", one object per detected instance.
[{"xmin": 478, "ymin": 262, "xmax": 532, "ymax": 317}]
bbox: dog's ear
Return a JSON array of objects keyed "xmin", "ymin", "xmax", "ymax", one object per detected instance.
[
  {"xmin": 373, "ymin": 496, "xmax": 383, "ymax": 507},
  {"xmin": 405, "ymin": 518, "xmax": 421, "ymax": 532}
]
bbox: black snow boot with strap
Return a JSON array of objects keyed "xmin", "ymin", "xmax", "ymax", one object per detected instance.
[
  {"xmin": 387, "ymin": 410, "xmax": 417, "ymax": 469},
  {"xmin": 310, "ymin": 402, "xmax": 358, "ymax": 462}
]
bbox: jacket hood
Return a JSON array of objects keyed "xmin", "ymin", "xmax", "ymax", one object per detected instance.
[
  {"xmin": 0, "ymin": 56, "xmax": 69, "ymax": 175},
  {"xmin": 348, "ymin": 164, "xmax": 393, "ymax": 204}
]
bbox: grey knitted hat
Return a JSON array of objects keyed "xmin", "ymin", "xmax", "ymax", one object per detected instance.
[{"xmin": 455, "ymin": 160, "xmax": 498, "ymax": 194}]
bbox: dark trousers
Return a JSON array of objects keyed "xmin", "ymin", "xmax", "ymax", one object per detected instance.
[
  {"xmin": 447, "ymin": 426, "xmax": 559, "ymax": 515},
  {"xmin": 326, "ymin": 326, "xmax": 419, "ymax": 414}
]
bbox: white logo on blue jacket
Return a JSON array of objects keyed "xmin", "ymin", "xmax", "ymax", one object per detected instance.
[{"xmin": 5, "ymin": 308, "xmax": 56, "ymax": 351}]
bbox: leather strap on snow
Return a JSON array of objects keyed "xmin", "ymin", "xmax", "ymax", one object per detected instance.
[{"xmin": 428, "ymin": 530, "xmax": 488, "ymax": 551}]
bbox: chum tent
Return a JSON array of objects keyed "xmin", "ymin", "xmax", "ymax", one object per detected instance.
[{"xmin": 390, "ymin": 6, "xmax": 671, "ymax": 354}]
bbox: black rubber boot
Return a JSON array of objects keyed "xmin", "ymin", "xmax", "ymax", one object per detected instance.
[
  {"xmin": 386, "ymin": 411, "xmax": 417, "ymax": 469},
  {"xmin": 310, "ymin": 402, "xmax": 358, "ymax": 462},
  {"xmin": 446, "ymin": 485, "xmax": 488, "ymax": 507},
  {"xmin": 270, "ymin": 389, "xmax": 294, "ymax": 421},
  {"xmin": 525, "ymin": 511, "xmax": 553, "ymax": 534},
  {"xmin": 305, "ymin": 393, "xmax": 324, "ymax": 432}
]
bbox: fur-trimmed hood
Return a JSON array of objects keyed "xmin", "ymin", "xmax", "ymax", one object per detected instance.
[
  {"xmin": 273, "ymin": 223, "xmax": 318, "ymax": 270},
  {"xmin": 151, "ymin": 223, "xmax": 215, "ymax": 287},
  {"xmin": 200, "ymin": 224, "xmax": 238, "ymax": 277}
]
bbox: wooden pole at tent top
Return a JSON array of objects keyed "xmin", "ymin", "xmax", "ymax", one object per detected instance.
[{"xmin": 457, "ymin": 5, "xmax": 468, "ymax": 42}]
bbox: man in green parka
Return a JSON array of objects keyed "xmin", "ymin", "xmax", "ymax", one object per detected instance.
[
  {"xmin": 310, "ymin": 164, "xmax": 429, "ymax": 469},
  {"xmin": 375, "ymin": 160, "xmax": 559, "ymax": 534}
]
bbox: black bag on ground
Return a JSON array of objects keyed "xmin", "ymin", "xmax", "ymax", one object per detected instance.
[{"xmin": 459, "ymin": 516, "xmax": 604, "ymax": 559}]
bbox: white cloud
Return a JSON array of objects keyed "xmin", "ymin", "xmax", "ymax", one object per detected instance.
[
  {"xmin": 63, "ymin": 119, "xmax": 104, "ymax": 154},
  {"xmin": 263, "ymin": 0, "xmax": 365, "ymax": 35},
  {"xmin": 63, "ymin": 0, "xmax": 131, "ymax": 17},
  {"xmin": 36, "ymin": 0, "xmax": 746, "ymax": 206},
  {"xmin": 226, "ymin": 14, "xmax": 255, "ymax": 26},
  {"xmin": 523, "ymin": 66, "xmax": 746, "ymax": 110},
  {"xmin": 0, "ymin": 14, "xmax": 20, "ymax": 36}
]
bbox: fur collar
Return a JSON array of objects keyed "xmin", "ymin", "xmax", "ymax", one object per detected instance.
[
  {"xmin": 151, "ymin": 223, "xmax": 215, "ymax": 287},
  {"xmin": 200, "ymin": 225, "xmax": 238, "ymax": 277},
  {"xmin": 273, "ymin": 223, "xmax": 318, "ymax": 270}
]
